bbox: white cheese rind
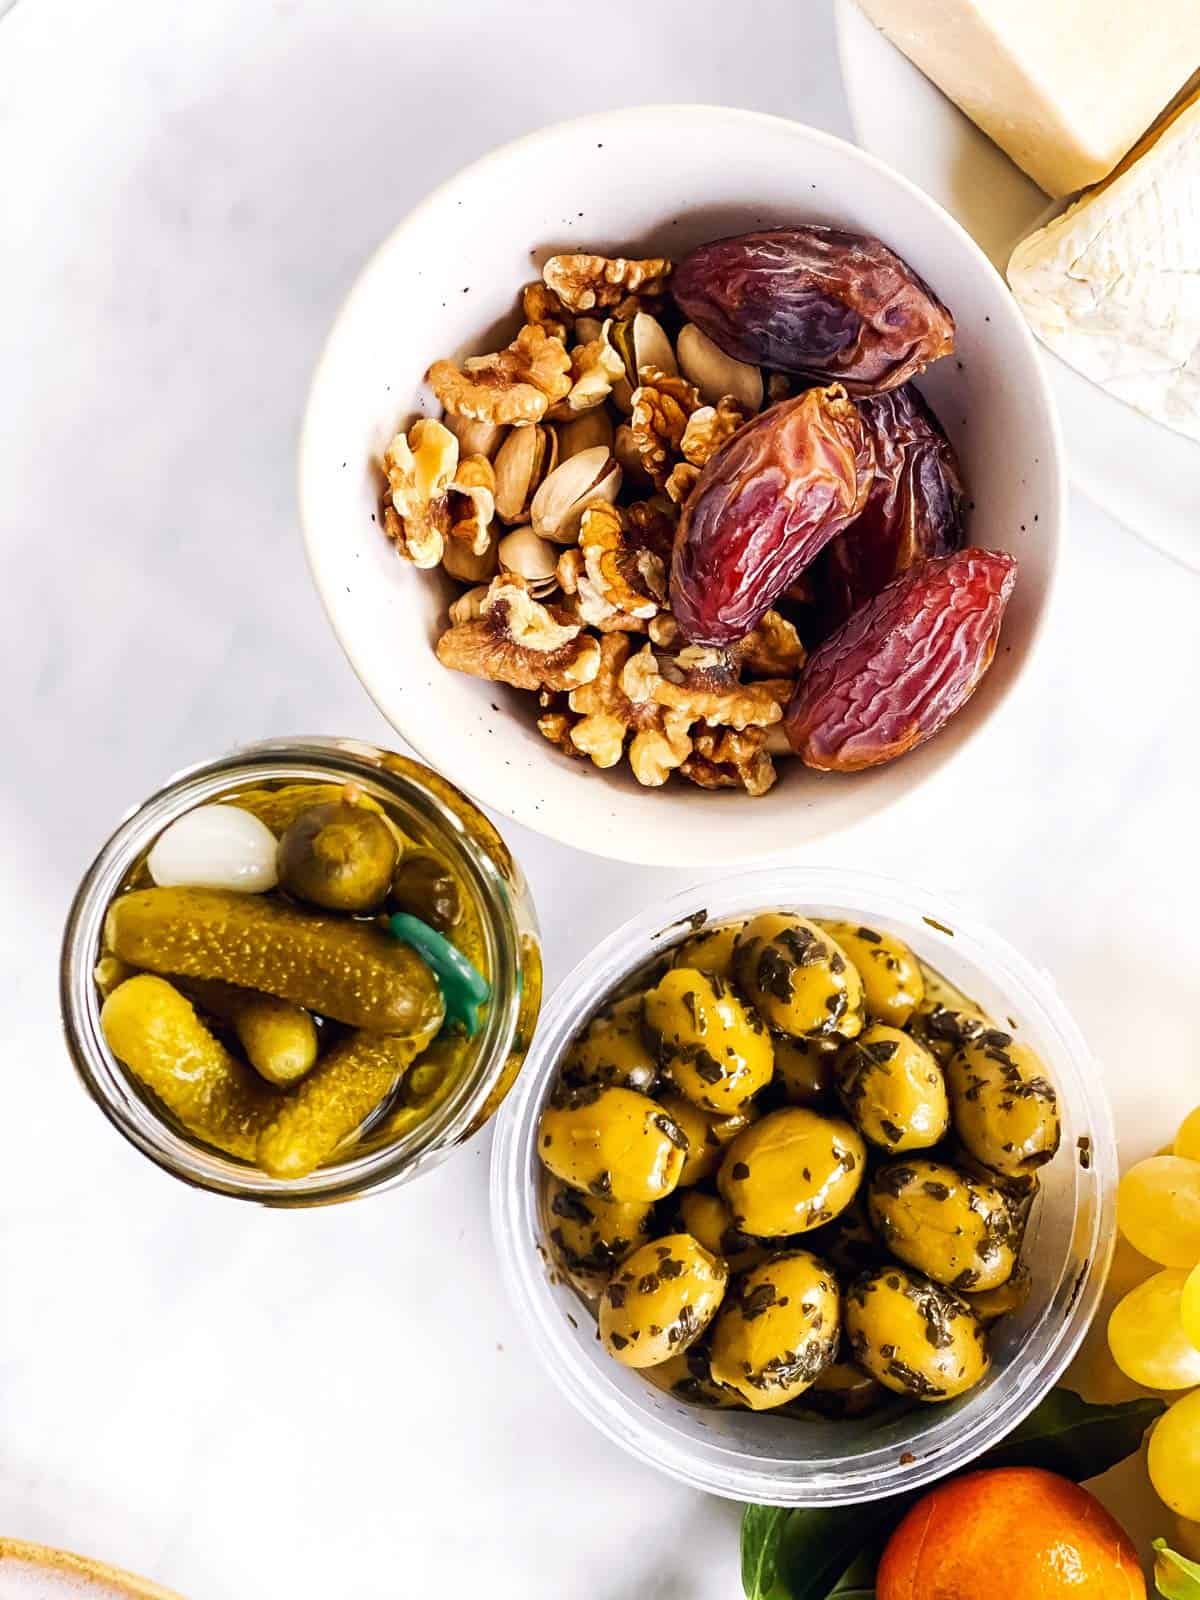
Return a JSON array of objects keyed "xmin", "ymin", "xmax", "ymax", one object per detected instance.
[
  {"xmin": 1007, "ymin": 96, "xmax": 1200, "ymax": 444},
  {"xmin": 854, "ymin": 0, "xmax": 1200, "ymax": 198}
]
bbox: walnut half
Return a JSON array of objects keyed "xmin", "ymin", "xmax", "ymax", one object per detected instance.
[
  {"xmin": 543, "ymin": 253, "xmax": 673, "ymax": 314},
  {"xmin": 428, "ymin": 325, "xmax": 572, "ymax": 426},
  {"xmin": 436, "ymin": 576, "xmax": 601, "ymax": 692}
]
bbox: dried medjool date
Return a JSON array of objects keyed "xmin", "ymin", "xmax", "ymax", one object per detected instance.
[
  {"xmin": 672, "ymin": 227, "xmax": 955, "ymax": 395},
  {"xmin": 784, "ymin": 548, "xmax": 1017, "ymax": 771},
  {"xmin": 818, "ymin": 385, "xmax": 966, "ymax": 631},
  {"xmin": 670, "ymin": 386, "xmax": 873, "ymax": 645}
]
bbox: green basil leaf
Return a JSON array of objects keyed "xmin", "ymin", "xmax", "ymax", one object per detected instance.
[
  {"xmin": 740, "ymin": 1389, "xmax": 1165, "ymax": 1600},
  {"xmin": 1155, "ymin": 1539, "xmax": 1200, "ymax": 1599},
  {"xmin": 978, "ymin": 1389, "xmax": 1164, "ymax": 1481}
]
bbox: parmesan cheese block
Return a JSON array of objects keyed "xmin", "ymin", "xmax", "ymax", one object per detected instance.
[
  {"xmin": 1007, "ymin": 92, "xmax": 1200, "ymax": 444},
  {"xmin": 854, "ymin": 0, "xmax": 1200, "ymax": 197}
]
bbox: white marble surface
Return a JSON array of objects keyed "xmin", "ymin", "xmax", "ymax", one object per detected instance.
[{"xmin": 2, "ymin": 2, "xmax": 1199, "ymax": 1595}]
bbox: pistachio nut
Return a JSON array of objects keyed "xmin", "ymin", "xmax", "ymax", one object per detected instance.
[
  {"xmin": 613, "ymin": 422, "xmax": 650, "ymax": 484},
  {"xmin": 606, "ymin": 312, "xmax": 678, "ymax": 412},
  {"xmin": 498, "ymin": 526, "xmax": 559, "ymax": 597},
  {"xmin": 443, "ymin": 412, "xmax": 507, "ymax": 459},
  {"xmin": 493, "ymin": 423, "xmax": 558, "ymax": 525},
  {"xmin": 530, "ymin": 446, "xmax": 622, "ymax": 544},
  {"xmin": 557, "ymin": 409, "xmax": 614, "ymax": 461},
  {"xmin": 448, "ymin": 585, "xmax": 491, "ymax": 624},
  {"xmin": 443, "ymin": 528, "xmax": 499, "ymax": 585},
  {"xmin": 677, "ymin": 322, "xmax": 763, "ymax": 412},
  {"xmin": 574, "ymin": 316, "xmax": 604, "ymax": 346}
]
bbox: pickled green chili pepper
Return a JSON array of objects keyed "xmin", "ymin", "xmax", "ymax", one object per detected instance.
[{"xmin": 387, "ymin": 913, "xmax": 491, "ymax": 1037}]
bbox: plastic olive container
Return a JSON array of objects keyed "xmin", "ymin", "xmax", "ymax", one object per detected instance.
[
  {"xmin": 61, "ymin": 738, "xmax": 540, "ymax": 1205},
  {"xmin": 490, "ymin": 867, "xmax": 1115, "ymax": 1506}
]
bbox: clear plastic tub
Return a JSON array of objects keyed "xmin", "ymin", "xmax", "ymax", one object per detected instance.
[{"xmin": 490, "ymin": 867, "xmax": 1116, "ymax": 1506}]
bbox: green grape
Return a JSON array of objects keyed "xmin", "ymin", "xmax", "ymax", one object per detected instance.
[
  {"xmin": 1148, "ymin": 1388, "xmax": 1200, "ymax": 1519},
  {"xmin": 1176, "ymin": 1106, "xmax": 1200, "ymax": 1162},
  {"xmin": 1182, "ymin": 1263, "xmax": 1200, "ymax": 1352},
  {"xmin": 1118, "ymin": 1156, "xmax": 1200, "ymax": 1267},
  {"xmin": 1107, "ymin": 1269, "xmax": 1200, "ymax": 1388}
]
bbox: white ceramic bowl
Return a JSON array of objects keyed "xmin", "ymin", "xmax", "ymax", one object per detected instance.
[{"xmin": 299, "ymin": 105, "xmax": 1065, "ymax": 867}]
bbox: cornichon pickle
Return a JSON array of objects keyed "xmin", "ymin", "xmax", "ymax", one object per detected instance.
[
  {"xmin": 709, "ymin": 1251, "xmax": 840, "ymax": 1410},
  {"xmin": 817, "ymin": 920, "xmax": 925, "ymax": 1027},
  {"xmin": 834, "ymin": 1023, "xmax": 949, "ymax": 1151},
  {"xmin": 538, "ymin": 1085, "xmax": 687, "ymax": 1204},
  {"xmin": 643, "ymin": 967, "xmax": 774, "ymax": 1114},
  {"xmin": 947, "ymin": 1029, "xmax": 1061, "ymax": 1178},
  {"xmin": 185, "ymin": 978, "xmax": 318, "ymax": 1087},
  {"xmin": 101, "ymin": 975, "xmax": 275, "ymax": 1160},
  {"xmin": 277, "ymin": 802, "xmax": 398, "ymax": 913},
  {"xmin": 563, "ymin": 993, "xmax": 658, "ymax": 1094},
  {"xmin": 733, "ymin": 914, "xmax": 864, "ymax": 1041},
  {"xmin": 256, "ymin": 1025, "xmax": 435, "ymax": 1179},
  {"xmin": 718, "ymin": 1106, "xmax": 865, "ymax": 1236},
  {"xmin": 105, "ymin": 887, "xmax": 444, "ymax": 1037},
  {"xmin": 845, "ymin": 1265, "xmax": 990, "ymax": 1402},
  {"xmin": 599, "ymin": 1234, "xmax": 727, "ymax": 1368},
  {"xmin": 868, "ymin": 1158, "xmax": 1016, "ymax": 1292}
]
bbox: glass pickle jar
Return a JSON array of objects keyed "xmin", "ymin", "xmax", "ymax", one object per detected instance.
[{"xmin": 61, "ymin": 738, "xmax": 541, "ymax": 1204}]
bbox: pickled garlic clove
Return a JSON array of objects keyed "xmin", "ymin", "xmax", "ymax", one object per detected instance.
[{"xmin": 147, "ymin": 803, "xmax": 279, "ymax": 893}]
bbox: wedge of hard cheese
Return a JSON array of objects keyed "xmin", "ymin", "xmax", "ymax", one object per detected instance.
[
  {"xmin": 1007, "ymin": 91, "xmax": 1200, "ymax": 443},
  {"xmin": 854, "ymin": 0, "xmax": 1200, "ymax": 197}
]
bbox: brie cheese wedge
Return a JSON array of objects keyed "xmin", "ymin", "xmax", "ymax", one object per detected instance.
[{"xmin": 1008, "ymin": 92, "xmax": 1200, "ymax": 444}]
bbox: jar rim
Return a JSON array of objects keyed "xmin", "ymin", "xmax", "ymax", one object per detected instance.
[
  {"xmin": 61, "ymin": 737, "xmax": 532, "ymax": 1205},
  {"xmin": 490, "ymin": 865, "xmax": 1117, "ymax": 1505}
]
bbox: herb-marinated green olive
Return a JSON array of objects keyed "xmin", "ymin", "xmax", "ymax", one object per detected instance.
[
  {"xmin": 845, "ymin": 1265, "xmax": 990, "ymax": 1402},
  {"xmin": 641, "ymin": 1339, "xmax": 745, "ymax": 1407},
  {"xmin": 818, "ymin": 921, "xmax": 925, "ymax": 1027},
  {"xmin": 947, "ymin": 1030, "xmax": 1061, "ymax": 1178},
  {"xmin": 658, "ymin": 1090, "xmax": 750, "ymax": 1186},
  {"xmin": 718, "ymin": 1106, "xmax": 866, "ymax": 1236},
  {"xmin": 563, "ymin": 993, "xmax": 657, "ymax": 1094},
  {"xmin": 908, "ymin": 1001, "xmax": 989, "ymax": 1066},
  {"xmin": 952, "ymin": 1146, "xmax": 1041, "ymax": 1241},
  {"xmin": 643, "ymin": 967, "xmax": 774, "ymax": 1115},
  {"xmin": 677, "ymin": 1188, "xmax": 769, "ymax": 1273},
  {"xmin": 834, "ymin": 1023, "xmax": 949, "ymax": 1152},
  {"xmin": 672, "ymin": 920, "xmax": 746, "ymax": 980},
  {"xmin": 709, "ymin": 1251, "xmax": 840, "ymax": 1410},
  {"xmin": 538, "ymin": 1085, "xmax": 687, "ymax": 1203},
  {"xmin": 963, "ymin": 1262, "xmax": 1033, "ymax": 1326},
  {"xmin": 599, "ymin": 1234, "xmax": 727, "ymax": 1368},
  {"xmin": 808, "ymin": 1194, "xmax": 883, "ymax": 1280},
  {"xmin": 276, "ymin": 801, "xmax": 398, "ymax": 913},
  {"xmin": 389, "ymin": 849, "xmax": 462, "ymax": 932},
  {"xmin": 543, "ymin": 1174, "xmax": 654, "ymax": 1296},
  {"xmin": 772, "ymin": 1033, "xmax": 837, "ymax": 1108},
  {"xmin": 733, "ymin": 914, "xmax": 865, "ymax": 1041},
  {"xmin": 792, "ymin": 1358, "xmax": 887, "ymax": 1419},
  {"xmin": 868, "ymin": 1158, "xmax": 1017, "ymax": 1292}
]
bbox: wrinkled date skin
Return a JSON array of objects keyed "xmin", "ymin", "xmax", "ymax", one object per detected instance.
[
  {"xmin": 785, "ymin": 548, "xmax": 1017, "ymax": 772},
  {"xmin": 818, "ymin": 385, "xmax": 966, "ymax": 631},
  {"xmin": 672, "ymin": 228, "xmax": 955, "ymax": 395},
  {"xmin": 670, "ymin": 385, "xmax": 873, "ymax": 645}
]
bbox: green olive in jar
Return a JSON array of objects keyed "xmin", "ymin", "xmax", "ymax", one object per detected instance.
[
  {"xmin": 709, "ymin": 1251, "xmax": 840, "ymax": 1410},
  {"xmin": 643, "ymin": 967, "xmax": 774, "ymax": 1115},
  {"xmin": 641, "ymin": 1340, "xmax": 745, "ymax": 1408},
  {"xmin": 676, "ymin": 1188, "xmax": 769, "ymax": 1274},
  {"xmin": 818, "ymin": 921, "xmax": 925, "ymax": 1028},
  {"xmin": 733, "ymin": 914, "xmax": 864, "ymax": 1042},
  {"xmin": 772, "ymin": 1034, "xmax": 837, "ymax": 1109},
  {"xmin": 543, "ymin": 1174, "xmax": 655, "ymax": 1296},
  {"xmin": 658, "ymin": 1090, "xmax": 750, "ymax": 1187},
  {"xmin": 599, "ymin": 1234, "xmax": 727, "ymax": 1368},
  {"xmin": 909, "ymin": 1001, "xmax": 989, "ymax": 1066},
  {"xmin": 963, "ymin": 1262, "xmax": 1033, "ymax": 1327},
  {"xmin": 807, "ymin": 1194, "xmax": 884, "ymax": 1281},
  {"xmin": 538, "ymin": 1085, "xmax": 687, "ymax": 1203},
  {"xmin": 563, "ymin": 993, "xmax": 657, "ymax": 1095},
  {"xmin": 845, "ymin": 1266, "xmax": 990, "ymax": 1402},
  {"xmin": 276, "ymin": 801, "xmax": 398, "ymax": 913},
  {"xmin": 718, "ymin": 1106, "xmax": 865, "ymax": 1237},
  {"xmin": 834, "ymin": 1024, "xmax": 949, "ymax": 1152},
  {"xmin": 868, "ymin": 1158, "xmax": 1017, "ymax": 1292},
  {"xmin": 947, "ymin": 1030, "xmax": 1061, "ymax": 1178},
  {"xmin": 672, "ymin": 920, "xmax": 746, "ymax": 981}
]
